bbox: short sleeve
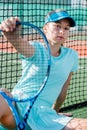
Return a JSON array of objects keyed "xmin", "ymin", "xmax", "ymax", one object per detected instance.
[{"xmin": 71, "ymin": 51, "xmax": 78, "ymax": 72}]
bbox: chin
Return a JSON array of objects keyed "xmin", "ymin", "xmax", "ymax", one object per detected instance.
[{"xmin": 57, "ymin": 41, "xmax": 64, "ymax": 45}]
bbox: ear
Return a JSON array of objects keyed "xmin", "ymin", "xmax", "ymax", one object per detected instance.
[{"xmin": 43, "ymin": 25, "xmax": 48, "ymax": 34}]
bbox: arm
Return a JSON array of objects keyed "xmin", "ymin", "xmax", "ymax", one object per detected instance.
[
  {"xmin": 0, "ymin": 17, "xmax": 34, "ymax": 57},
  {"xmin": 52, "ymin": 72, "xmax": 73, "ymax": 113}
]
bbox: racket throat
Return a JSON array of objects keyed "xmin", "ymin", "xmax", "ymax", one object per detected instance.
[
  {"xmin": 17, "ymin": 111, "xmax": 29, "ymax": 130},
  {"xmin": 18, "ymin": 97, "xmax": 37, "ymax": 130},
  {"xmin": 17, "ymin": 121, "xmax": 26, "ymax": 130}
]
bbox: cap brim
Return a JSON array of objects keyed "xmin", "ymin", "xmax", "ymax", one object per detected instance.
[{"xmin": 53, "ymin": 16, "xmax": 75, "ymax": 27}]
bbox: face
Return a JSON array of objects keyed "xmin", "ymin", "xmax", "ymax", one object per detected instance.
[{"xmin": 44, "ymin": 19, "xmax": 70, "ymax": 46}]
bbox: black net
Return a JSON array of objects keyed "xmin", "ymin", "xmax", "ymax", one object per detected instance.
[{"xmin": 0, "ymin": 0, "xmax": 87, "ymax": 118}]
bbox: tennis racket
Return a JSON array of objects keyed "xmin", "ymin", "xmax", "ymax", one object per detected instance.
[{"xmin": 0, "ymin": 21, "xmax": 51, "ymax": 130}]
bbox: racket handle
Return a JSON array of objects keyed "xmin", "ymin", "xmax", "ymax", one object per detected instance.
[{"xmin": 16, "ymin": 21, "xmax": 21, "ymax": 26}]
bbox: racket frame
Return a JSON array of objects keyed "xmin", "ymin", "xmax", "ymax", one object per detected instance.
[{"xmin": 0, "ymin": 21, "xmax": 51, "ymax": 130}]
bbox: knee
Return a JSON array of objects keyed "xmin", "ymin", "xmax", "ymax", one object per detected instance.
[
  {"xmin": 0, "ymin": 95, "xmax": 16, "ymax": 129},
  {"xmin": 63, "ymin": 118, "xmax": 87, "ymax": 130}
]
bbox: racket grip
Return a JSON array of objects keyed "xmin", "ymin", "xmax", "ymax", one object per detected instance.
[{"xmin": 16, "ymin": 21, "xmax": 21, "ymax": 26}]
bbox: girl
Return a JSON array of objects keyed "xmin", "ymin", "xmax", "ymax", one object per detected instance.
[{"xmin": 0, "ymin": 9, "xmax": 87, "ymax": 130}]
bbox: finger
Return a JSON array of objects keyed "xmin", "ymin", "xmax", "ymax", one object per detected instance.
[
  {"xmin": 6, "ymin": 17, "xmax": 21, "ymax": 31},
  {"xmin": 0, "ymin": 19, "xmax": 13, "ymax": 32},
  {"xmin": 59, "ymin": 112, "xmax": 73, "ymax": 117},
  {"xmin": 0, "ymin": 16, "xmax": 21, "ymax": 32},
  {"xmin": 1, "ymin": 17, "xmax": 17, "ymax": 32},
  {"xmin": 1, "ymin": 21, "xmax": 11, "ymax": 32},
  {"xmin": 0, "ymin": 24, "xmax": 4, "ymax": 31},
  {"xmin": 0, "ymin": 24, "xmax": 1, "ymax": 30},
  {"xmin": 15, "ymin": 16, "xmax": 21, "ymax": 22},
  {"xmin": 4, "ymin": 18, "xmax": 16, "ymax": 31},
  {"xmin": 0, "ymin": 88, "xmax": 13, "ymax": 97},
  {"xmin": 9, "ymin": 17, "xmax": 17, "ymax": 29}
]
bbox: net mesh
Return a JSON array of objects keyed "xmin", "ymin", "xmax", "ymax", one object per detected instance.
[{"xmin": 0, "ymin": 0, "xmax": 87, "ymax": 118}]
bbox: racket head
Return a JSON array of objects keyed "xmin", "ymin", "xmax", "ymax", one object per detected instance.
[{"xmin": 0, "ymin": 21, "xmax": 51, "ymax": 102}]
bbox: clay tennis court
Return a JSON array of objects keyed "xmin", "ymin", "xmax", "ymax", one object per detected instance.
[{"xmin": 0, "ymin": 40, "xmax": 87, "ymax": 58}]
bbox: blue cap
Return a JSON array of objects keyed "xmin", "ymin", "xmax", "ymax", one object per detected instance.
[{"xmin": 45, "ymin": 11, "xmax": 76, "ymax": 27}]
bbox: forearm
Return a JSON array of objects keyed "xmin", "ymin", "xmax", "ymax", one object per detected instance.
[
  {"xmin": 11, "ymin": 37, "xmax": 32, "ymax": 57},
  {"xmin": 53, "ymin": 73, "xmax": 73, "ymax": 113},
  {"xmin": 52, "ymin": 92, "xmax": 66, "ymax": 113},
  {"xmin": 4, "ymin": 31, "xmax": 25, "ymax": 52},
  {"xmin": 4, "ymin": 33, "xmax": 34, "ymax": 57}
]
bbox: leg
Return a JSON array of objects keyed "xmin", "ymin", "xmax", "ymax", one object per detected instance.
[
  {"xmin": 0, "ymin": 95, "xmax": 16, "ymax": 129},
  {"xmin": 63, "ymin": 118, "xmax": 87, "ymax": 130}
]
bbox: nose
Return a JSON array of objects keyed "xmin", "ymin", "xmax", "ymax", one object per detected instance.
[{"xmin": 59, "ymin": 28, "xmax": 64, "ymax": 35}]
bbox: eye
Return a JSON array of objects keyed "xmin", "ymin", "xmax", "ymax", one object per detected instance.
[
  {"xmin": 65, "ymin": 27, "xmax": 70, "ymax": 30},
  {"xmin": 57, "ymin": 24, "xmax": 61, "ymax": 28},
  {"xmin": 54, "ymin": 24, "xmax": 61, "ymax": 29}
]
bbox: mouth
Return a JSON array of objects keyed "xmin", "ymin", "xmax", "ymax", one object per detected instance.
[{"xmin": 57, "ymin": 36, "xmax": 64, "ymax": 40}]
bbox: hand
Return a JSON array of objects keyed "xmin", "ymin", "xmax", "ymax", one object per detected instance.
[
  {"xmin": 0, "ymin": 88, "xmax": 13, "ymax": 98},
  {"xmin": 0, "ymin": 88, "xmax": 15, "ymax": 106},
  {"xmin": 0, "ymin": 16, "xmax": 20, "ymax": 32},
  {"xmin": 58, "ymin": 112, "xmax": 73, "ymax": 117},
  {"xmin": 0, "ymin": 17, "xmax": 21, "ymax": 44}
]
